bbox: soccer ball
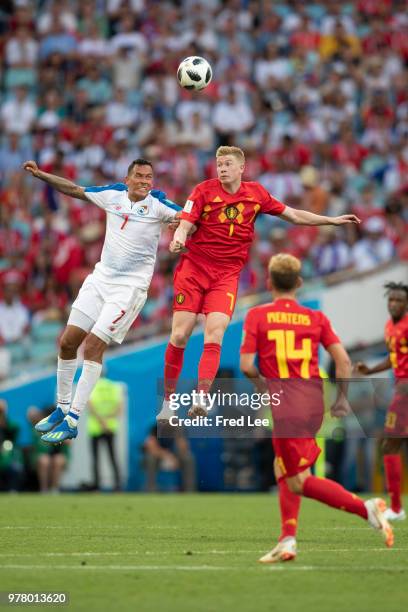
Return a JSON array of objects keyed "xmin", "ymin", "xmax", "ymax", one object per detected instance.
[{"xmin": 177, "ymin": 56, "xmax": 212, "ymax": 91}]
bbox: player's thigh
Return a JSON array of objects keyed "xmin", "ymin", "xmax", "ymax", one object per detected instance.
[
  {"xmin": 173, "ymin": 257, "xmax": 206, "ymax": 315},
  {"xmin": 69, "ymin": 275, "xmax": 104, "ymax": 328},
  {"xmin": 92, "ymin": 285, "xmax": 147, "ymax": 345},
  {"xmin": 202, "ymin": 273, "xmax": 238, "ymax": 318},
  {"xmin": 170, "ymin": 311, "xmax": 198, "ymax": 345},
  {"xmin": 273, "ymin": 437, "xmax": 320, "ymax": 484}
]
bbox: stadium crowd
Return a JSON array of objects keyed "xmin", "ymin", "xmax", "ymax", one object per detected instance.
[{"xmin": 0, "ymin": 0, "xmax": 408, "ymax": 375}]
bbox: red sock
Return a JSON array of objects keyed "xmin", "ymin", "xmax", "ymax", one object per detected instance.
[
  {"xmin": 303, "ymin": 476, "xmax": 368, "ymax": 520},
  {"xmin": 197, "ymin": 343, "xmax": 221, "ymax": 394},
  {"xmin": 164, "ymin": 343, "xmax": 185, "ymax": 400},
  {"xmin": 384, "ymin": 454, "xmax": 402, "ymax": 513},
  {"xmin": 278, "ymin": 479, "xmax": 301, "ymax": 540}
]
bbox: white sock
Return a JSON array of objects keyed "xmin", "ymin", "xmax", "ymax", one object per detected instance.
[
  {"xmin": 66, "ymin": 360, "xmax": 102, "ymax": 427},
  {"xmin": 57, "ymin": 357, "xmax": 77, "ymax": 414},
  {"xmin": 157, "ymin": 399, "xmax": 175, "ymax": 421}
]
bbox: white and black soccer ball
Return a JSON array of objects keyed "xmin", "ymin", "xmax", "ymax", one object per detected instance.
[{"xmin": 177, "ymin": 56, "xmax": 212, "ymax": 91}]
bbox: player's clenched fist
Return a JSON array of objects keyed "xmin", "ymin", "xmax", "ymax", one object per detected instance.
[
  {"xmin": 169, "ymin": 239, "xmax": 186, "ymax": 253},
  {"xmin": 23, "ymin": 160, "xmax": 40, "ymax": 177},
  {"xmin": 354, "ymin": 361, "xmax": 370, "ymax": 375}
]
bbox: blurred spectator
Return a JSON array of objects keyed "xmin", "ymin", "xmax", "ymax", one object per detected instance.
[
  {"xmin": 0, "ymin": 132, "xmax": 33, "ymax": 177},
  {"xmin": 105, "ymin": 88, "xmax": 138, "ymax": 129},
  {"xmin": 0, "ymin": 400, "xmax": 22, "ymax": 491},
  {"xmin": 87, "ymin": 377, "xmax": 123, "ymax": 491},
  {"xmin": 0, "ymin": 275, "xmax": 30, "ymax": 349},
  {"xmin": 0, "ymin": 85, "xmax": 36, "ymax": 134},
  {"xmin": 5, "ymin": 25, "xmax": 38, "ymax": 67},
  {"xmin": 311, "ymin": 226, "xmax": 351, "ymax": 276},
  {"xmin": 26, "ymin": 406, "xmax": 70, "ymax": 493},
  {"xmin": 37, "ymin": 1, "xmax": 78, "ymax": 36},
  {"xmin": 142, "ymin": 425, "xmax": 196, "ymax": 492},
  {"xmin": 300, "ymin": 166, "xmax": 330, "ymax": 215},
  {"xmin": 351, "ymin": 216, "xmax": 395, "ymax": 272},
  {"xmin": 212, "ymin": 88, "xmax": 255, "ymax": 144}
]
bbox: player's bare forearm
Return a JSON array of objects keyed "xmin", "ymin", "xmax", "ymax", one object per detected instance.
[
  {"xmin": 170, "ymin": 219, "xmax": 194, "ymax": 253},
  {"xmin": 280, "ymin": 206, "xmax": 360, "ymax": 227},
  {"xmin": 23, "ymin": 160, "xmax": 88, "ymax": 201},
  {"xmin": 355, "ymin": 355, "xmax": 392, "ymax": 376},
  {"xmin": 327, "ymin": 343, "xmax": 352, "ymax": 417},
  {"xmin": 240, "ymin": 354, "xmax": 269, "ymax": 394}
]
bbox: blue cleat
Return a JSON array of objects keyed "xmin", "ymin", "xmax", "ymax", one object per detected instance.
[
  {"xmin": 35, "ymin": 407, "xmax": 66, "ymax": 433},
  {"xmin": 41, "ymin": 419, "xmax": 78, "ymax": 444}
]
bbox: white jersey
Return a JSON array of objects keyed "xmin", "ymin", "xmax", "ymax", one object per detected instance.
[{"xmin": 84, "ymin": 184, "xmax": 179, "ymax": 289}]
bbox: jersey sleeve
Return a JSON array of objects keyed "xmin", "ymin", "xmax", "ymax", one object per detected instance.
[
  {"xmin": 240, "ymin": 308, "xmax": 260, "ymax": 354},
  {"xmin": 151, "ymin": 195, "xmax": 181, "ymax": 223},
  {"xmin": 319, "ymin": 312, "xmax": 341, "ymax": 348},
  {"xmin": 258, "ymin": 184, "xmax": 286, "ymax": 216},
  {"xmin": 84, "ymin": 183, "xmax": 128, "ymax": 209},
  {"xmin": 180, "ymin": 184, "xmax": 206, "ymax": 224}
]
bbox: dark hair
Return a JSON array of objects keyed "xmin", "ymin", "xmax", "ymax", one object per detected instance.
[
  {"xmin": 127, "ymin": 158, "xmax": 153, "ymax": 176},
  {"xmin": 384, "ymin": 282, "xmax": 408, "ymax": 298}
]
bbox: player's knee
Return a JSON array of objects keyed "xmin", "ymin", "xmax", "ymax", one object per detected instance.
[
  {"xmin": 170, "ymin": 329, "xmax": 191, "ymax": 347},
  {"xmin": 54, "ymin": 454, "xmax": 66, "ymax": 469},
  {"xmin": 286, "ymin": 476, "xmax": 303, "ymax": 495},
  {"xmin": 83, "ymin": 334, "xmax": 107, "ymax": 361},
  {"xmin": 204, "ymin": 324, "xmax": 226, "ymax": 344},
  {"xmin": 59, "ymin": 330, "xmax": 80, "ymax": 355},
  {"xmin": 37, "ymin": 454, "xmax": 50, "ymax": 469},
  {"xmin": 382, "ymin": 438, "xmax": 400, "ymax": 454},
  {"xmin": 205, "ymin": 331, "xmax": 224, "ymax": 344}
]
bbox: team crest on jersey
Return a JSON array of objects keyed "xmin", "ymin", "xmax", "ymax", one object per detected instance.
[
  {"xmin": 225, "ymin": 205, "xmax": 239, "ymax": 220},
  {"xmin": 114, "ymin": 205, "xmax": 122, "ymax": 210},
  {"xmin": 176, "ymin": 293, "xmax": 185, "ymax": 305},
  {"xmin": 136, "ymin": 204, "xmax": 148, "ymax": 216}
]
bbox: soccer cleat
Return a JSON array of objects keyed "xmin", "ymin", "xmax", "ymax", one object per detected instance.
[
  {"xmin": 383, "ymin": 508, "xmax": 406, "ymax": 522},
  {"xmin": 156, "ymin": 399, "xmax": 175, "ymax": 424},
  {"xmin": 364, "ymin": 498, "xmax": 394, "ymax": 548},
  {"xmin": 188, "ymin": 405, "xmax": 208, "ymax": 417},
  {"xmin": 258, "ymin": 537, "xmax": 297, "ymax": 564},
  {"xmin": 41, "ymin": 419, "xmax": 78, "ymax": 444},
  {"xmin": 35, "ymin": 407, "xmax": 66, "ymax": 433}
]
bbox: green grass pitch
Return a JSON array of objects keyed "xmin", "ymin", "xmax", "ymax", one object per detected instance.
[{"xmin": 0, "ymin": 494, "xmax": 407, "ymax": 612}]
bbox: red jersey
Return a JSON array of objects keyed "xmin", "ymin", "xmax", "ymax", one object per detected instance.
[
  {"xmin": 240, "ymin": 298, "xmax": 340, "ymax": 379},
  {"xmin": 180, "ymin": 179, "xmax": 285, "ymax": 271},
  {"xmin": 385, "ymin": 313, "xmax": 408, "ymax": 379}
]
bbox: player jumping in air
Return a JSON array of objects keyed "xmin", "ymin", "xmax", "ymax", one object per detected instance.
[
  {"xmin": 240, "ymin": 254, "xmax": 393, "ymax": 563},
  {"xmin": 356, "ymin": 281, "xmax": 408, "ymax": 522},
  {"xmin": 157, "ymin": 146, "xmax": 360, "ymax": 420},
  {"xmin": 23, "ymin": 159, "xmax": 180, "ymax": 444}
]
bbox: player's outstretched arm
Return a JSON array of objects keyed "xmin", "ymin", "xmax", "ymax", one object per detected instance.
[
  {"xmin": 280, "ymin": 206, "xmax": 360, "ymax": 226},
  {"xmin": 23, "ymin": 160, "xmax": 89, "ymax": 201},
  {"xmin": 354, "ymin": 356, "xmax": 392, "ymax": 376}
]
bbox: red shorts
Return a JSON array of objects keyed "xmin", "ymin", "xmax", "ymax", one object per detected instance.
[
  {"xmin": 173, "ymin": 255, "xmax": 239, "ymax": 317},
  {"xmin": 272, "ymin": 437, "xmax": 321, "ymax": 480},
  {"xmin": 384, "ymin": 391, "xmax": 408, "ymax": 437}
]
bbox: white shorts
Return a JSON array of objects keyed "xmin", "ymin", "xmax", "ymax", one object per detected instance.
[{"xmin": 67, "ymin": 274, "xmax": 147, "ymax": 345}]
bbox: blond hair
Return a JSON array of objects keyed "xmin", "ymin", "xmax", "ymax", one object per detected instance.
[
  {"xmin": 268, "ymin": 254, "xmax": 301, "ymax": 291},
  {"xmin": 216, "ymin": 146, "xmax": 245, "ymax": 164}
]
